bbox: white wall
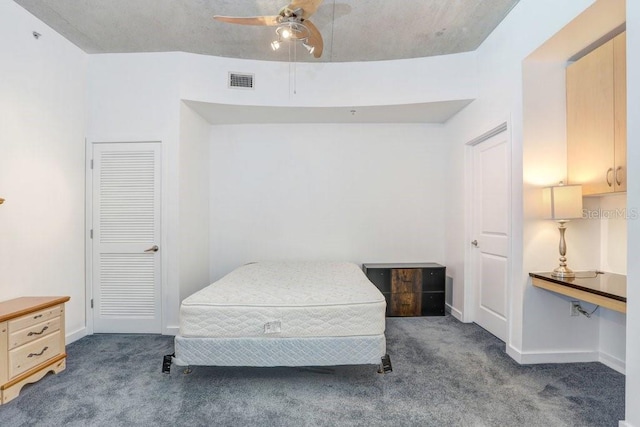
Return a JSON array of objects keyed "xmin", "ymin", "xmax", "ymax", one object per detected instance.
[
  {"xmin": 519, "ymin": 0, "xmax": 626, "ymax": 371},
  {"xmin": 624, "ymin": 0, "xmax": 640, "ymax": 424},
  {"xmin": 180, "ymin": 52, "xmax": 477, "ymax": 107},
  {"xmin": 0, "ymin": 2, "xmax": 87, "ymax": 341},
  {"xmin": 6, "ymin": 1, "xmax": 639, "ymax": 423},
  {"xmin": 444, "ymin": 0, "xmax": 633, "ymax": 417},
  {"xmin": 178, "ymin": 103, "xmax": 211, "ymax": 300},
  {"xmin": 87, "ymin": 50, "xmax": 477, "ymax": 331},
  {"xmin": 445, "ymin": 0, "xmax": 628, "ymax": 377},
  {"xmin": 597, "ymin": 193, "xmax": 627, "ymax": 274},
  {"xmin": 208, "ymin": 123, "xmax": 446, "ymax": 281},
  {"xmin": 444, "ymin": 0, "xmax": 599, "ymax": 350},
  {"xmin": 87, "ymin": 53, "xmax": 183, "ymax": 333}
]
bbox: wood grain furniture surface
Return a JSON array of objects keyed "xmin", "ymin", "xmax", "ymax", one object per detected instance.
[
  {"xmin": 566, "ymin": 31, "xmax": 626, "ymax": 195},
  {"xmin": 363, "ymin": 263, "xmax": 446, "ymax": 316},
  {"xmin": 0, "ymin": 296, "xmax": 70, "ymax": 405}
]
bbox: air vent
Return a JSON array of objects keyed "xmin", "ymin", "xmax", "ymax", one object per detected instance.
[{"xmin": 228, "ymin": 72, "xmax": 254, "ymax": 89}]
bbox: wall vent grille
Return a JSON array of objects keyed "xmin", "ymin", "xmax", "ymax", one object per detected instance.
[{"xmin": 229, "ymin": 72, "xmax": 254, "ymax": 89}]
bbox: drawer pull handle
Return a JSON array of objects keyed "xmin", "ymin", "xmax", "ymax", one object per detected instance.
[
  {"xmin": 27, "ymin": 347, "xmax": 49, "ymax": 358},
  {"xmin": 33, "ymin": 314, "xmax": 43, "ymax": 319},
  {"xmin": 27, "ymin": 326, "xmax": 49, "ymax": 336},
  {"xmin": 615, "ymin": 166, "xmax": 623, "ymax": 186}
]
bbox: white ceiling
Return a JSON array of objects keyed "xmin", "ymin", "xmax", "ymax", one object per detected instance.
[
  {"xmin": 14, "ymin": 0, "xmax": 519, "ymax": 124},
  {"xmin": 14, "ymin": 0, "xmax": 519, "ymax": 63}
]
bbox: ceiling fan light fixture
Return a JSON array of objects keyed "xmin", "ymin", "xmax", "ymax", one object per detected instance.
[
  {"xmin": 302, "ymin": 41, "xmax": 314, "ymax": 54},
  {"xmin": 281, "ymin": 27, "xmax": 292, "ymax": 39},
  {"xmin": 214, "ymin": 0, "xmax": 323, "ymax": 58}
]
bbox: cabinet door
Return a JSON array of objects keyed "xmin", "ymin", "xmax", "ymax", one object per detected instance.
[
  {"xmin": 567, "ymin": 39, "xmax": 615, "ymax": 195},
  {"xmin": 613, "ymin": 32, "xmax": 626, "ymax": 192},
  {"xmin": 390, "ymin": 269, "xmax": 422, "ymax": 316}
]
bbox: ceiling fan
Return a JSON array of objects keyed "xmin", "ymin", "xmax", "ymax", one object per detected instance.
[{"xmin": 213, "ymin": 0, "xmax": 324, "ymax": 58}]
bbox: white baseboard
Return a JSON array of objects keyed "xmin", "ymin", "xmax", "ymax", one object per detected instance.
[
  {"xmin": 505, "ymin": 345, "xmax": 625, "ymax": 374},
  {"xmin": 66, "ymin": 327, "xmax": 88, "ymax": 345},
  {"xmin": 599, "ymin": 351, "xmax": 626, "ymax": 374},
  {"xmin": 514, "ymin": 348, "xmax": 599, "ymax": 364},
  {"xmin": 447, "ymin": 304, "xmax": 464, "ymax": 322},
  {"xmin": 619, "ymin": 421, "xmax": 633, "ymax": 427},
  {"xmin": 506, "ymin": 343, "xmax": 523, "ymax": 364},
  {"xmin": 164, "ymin": 326, "xmax": 179, "ymax": 336}
]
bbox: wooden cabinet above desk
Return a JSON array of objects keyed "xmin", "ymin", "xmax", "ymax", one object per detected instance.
[
  {"xmin": 566, "ymin": 31, "xmax": 626, "ymax": 195},
  {"xmin": 530, "ymin": 272, "xmax": 626, "ymax": 314}
]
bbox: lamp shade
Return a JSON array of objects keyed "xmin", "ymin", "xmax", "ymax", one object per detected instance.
[{"xmin": 542, "ymin": 184, "xmax": 583, "ymax": 220}]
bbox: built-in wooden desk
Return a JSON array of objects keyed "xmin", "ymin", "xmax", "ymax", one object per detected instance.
[{"xmin": 529, "ymin": 272, "xmax": 626, "ymax": 314}]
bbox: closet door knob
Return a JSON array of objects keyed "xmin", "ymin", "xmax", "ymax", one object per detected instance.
[{"xmin": 144, "ymin": 245, "xmax": 159, "ymax": 253}]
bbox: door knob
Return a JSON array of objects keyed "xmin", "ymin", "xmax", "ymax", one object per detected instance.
[
  {"xmin": 471, "ymin": 240, "xmax": 479, "ymax": 247},
  {"xmin": 144, "ymin": 245, "xmax": 159, "ymax": 253}
]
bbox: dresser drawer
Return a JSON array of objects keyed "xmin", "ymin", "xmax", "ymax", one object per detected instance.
[
  {"xmin": 8, "ymin": 305, "xmax": 63, "ymax": 333},
  {"xmin": 9, "ymin": 317, "xmax": 61, "ymax": 350},
  {"xmin": 9, "ymin": 331, "xmax": 61, "ymax": 379}
]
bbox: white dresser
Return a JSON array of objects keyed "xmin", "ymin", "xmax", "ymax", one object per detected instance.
[{"xmin": 0, "ymin": 296, "xmax": 70, "ymax": 405}]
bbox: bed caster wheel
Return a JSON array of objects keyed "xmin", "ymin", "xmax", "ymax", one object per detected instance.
[
  {"xmin": 183, "ymin": 367, "xmax": 192, "ymax": 375},
  {"xmin": 378, "ymin": 354, "xmax": 392, "ymax": 374}
]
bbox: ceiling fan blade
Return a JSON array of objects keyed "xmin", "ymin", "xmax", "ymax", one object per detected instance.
[
  {"xmin": 288, "ymin": 0, "xmax": 323, "ymax": 19},
  {"xmin": 303, "ymin": 20, "xmax": 323, "ymax": 58},
  {"xmin": 213, "ymin": 15, "xmax": 281, "ymax": 26}
]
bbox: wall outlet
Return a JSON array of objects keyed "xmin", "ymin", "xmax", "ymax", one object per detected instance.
[{"xmin": 570, "ymin": 301, "xmax": 581, "ymax": 316}]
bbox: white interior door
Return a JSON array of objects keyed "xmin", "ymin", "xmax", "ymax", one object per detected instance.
[
  {"xmin": 471, "ymin": 129, "xmax": 510, "ymax": 341},
  {"xmin": 91, "ymin": 142, "xmax": 162, "ymax": 333}
]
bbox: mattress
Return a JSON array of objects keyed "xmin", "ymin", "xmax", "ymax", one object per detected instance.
[{"xmin": 179, "ymin": 261, "xmax": 386, "ymax": 338}]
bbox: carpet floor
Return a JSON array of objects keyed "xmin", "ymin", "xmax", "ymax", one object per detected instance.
[{"xmin": 0, "ymin": 315, "xmax": 625, "ymax": 426}]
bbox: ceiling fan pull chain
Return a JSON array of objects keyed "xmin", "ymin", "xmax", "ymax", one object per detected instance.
[{"xmin": 288, "ymin": 40, "xmax": 292, "ymax": 98}]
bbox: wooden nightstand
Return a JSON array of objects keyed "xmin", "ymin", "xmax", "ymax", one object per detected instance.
[{"xmin": 0, "ymin": 296, "xmax": 70, "ymax": 405}]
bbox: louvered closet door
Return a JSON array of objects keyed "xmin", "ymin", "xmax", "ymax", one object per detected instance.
[{"xmin": 92, "ymin": 142, "xmax": 162, "ymax": 333}]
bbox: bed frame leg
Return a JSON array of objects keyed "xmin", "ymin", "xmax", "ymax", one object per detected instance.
[
  {"xmin": 378, "ymin": 354, "xmax": 392, "ymax": 374},
  {"xmin": 162, "ymin": 353, "xmax": 174, "ymax": 374}
]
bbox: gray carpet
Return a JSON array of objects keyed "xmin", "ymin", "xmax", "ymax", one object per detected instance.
[{"xmin": 0, "ymin": 316, "xmax": 624, "ymax": 426}]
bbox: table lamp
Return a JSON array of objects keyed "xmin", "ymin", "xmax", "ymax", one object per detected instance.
[{"xmin": 542, "ymin": 183, "xmax": 583, "ymax": 278}]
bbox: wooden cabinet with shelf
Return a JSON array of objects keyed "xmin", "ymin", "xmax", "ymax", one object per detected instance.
[
  {"xmin": 363, "ymin": 263, "xmax": 446, "ymax": 316},
  {"xmin": 566, "ymin": 31, "xmax": 626, "ymax": 195},
  {"xmin": 0, "ymin": 296, "xmax": 70, "ymax": 405}
]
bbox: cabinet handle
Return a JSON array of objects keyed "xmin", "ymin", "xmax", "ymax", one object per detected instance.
[
  {"xmin": 33, "ymin": 314, "xmax": 43, "ymax": 320},
  {"xmin": 606, "ymin": 168, "xmax": 613, "ymax": 187},
  {"xmin": 27, "ymin": 326, "xmax": 49, "ymax": 336},
  {"xmin": 28, "ymin": 346, "xmax": 49, "ymax": 358},
  {"xmin": 615, "ymin": 166, "xmax": 623, "ymax": 186}
]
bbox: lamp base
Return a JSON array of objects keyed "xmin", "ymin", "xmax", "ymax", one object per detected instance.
[
  {"xmin": 552, "ymin": 220, "xmax": 575, "ymax": 279},
  {"xmin": 551, "ymin": 266, "xmax": 575, "ymax": 279}
]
